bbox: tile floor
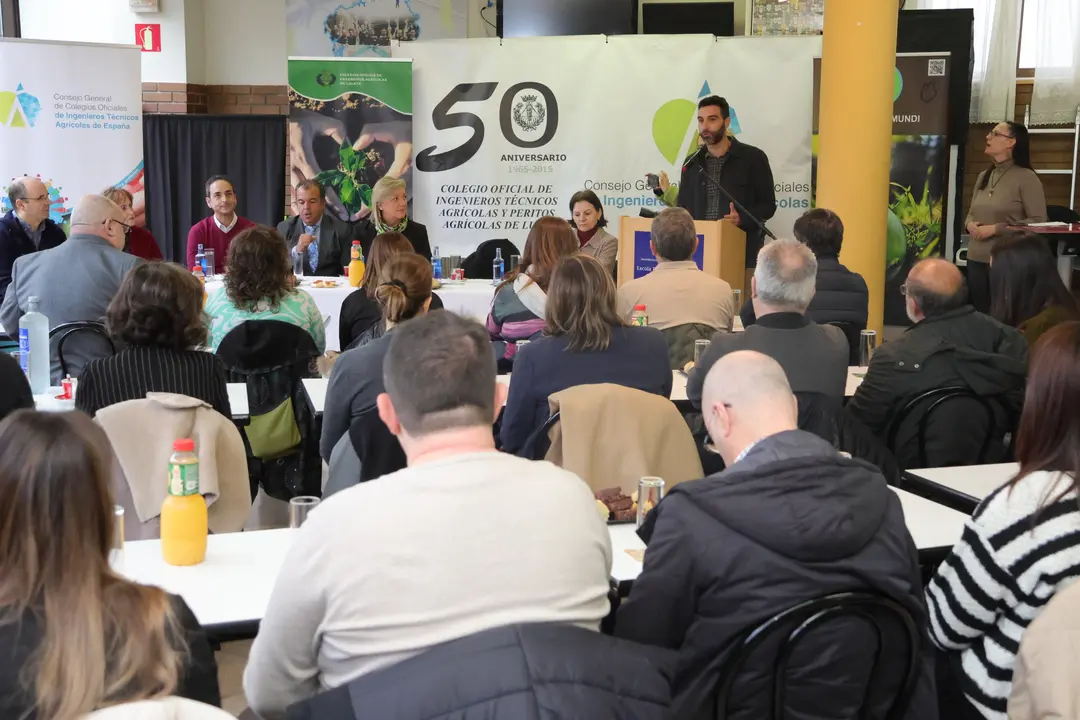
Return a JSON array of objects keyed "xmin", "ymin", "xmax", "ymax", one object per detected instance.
[{"xmin": 216, "ymin": 639, "xmax": 253, "ymax": 717}]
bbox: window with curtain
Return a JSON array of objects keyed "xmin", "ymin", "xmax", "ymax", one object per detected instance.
[
  {"xmin": 1021, "ymin": 0, "xmax": 1080, "ymax": 125},
  {"xmin": 907, "ymin": 0, "xmax": 1023, "ymax": 123}
]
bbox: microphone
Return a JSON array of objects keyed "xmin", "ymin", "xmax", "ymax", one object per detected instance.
[
  {"xmin": 681, "ymin": 145, "xmax": 706, "ymax": 172},
  {"xmin": 690, "ymin": 151, "xmax": 777, "ymax": 241}
]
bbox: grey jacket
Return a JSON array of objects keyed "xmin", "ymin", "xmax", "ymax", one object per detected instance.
[
  {"xmin": 0, "ymin": 233, "xmax": 139, "ymax": 382},
  {"xmin": 277, "ymin": 213, "xmax": 356, "ymax": 277},
  {"xmin": 688, "ymin": 311, "xmax": 849, "ymax": 406}
]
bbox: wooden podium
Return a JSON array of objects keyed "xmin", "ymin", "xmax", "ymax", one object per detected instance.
[{"xmin": 616, "ymin": 216, "xmax": 747, "ymax": 293}]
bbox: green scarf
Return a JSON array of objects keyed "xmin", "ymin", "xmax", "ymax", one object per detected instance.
[{"xmin": 375, "ymin": 216, "xmax": 408, "ymax": 235}]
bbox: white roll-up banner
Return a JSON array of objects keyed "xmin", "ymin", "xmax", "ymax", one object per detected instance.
[
  {"xmin": 0, "ymin": 39, "xmax": 143, "ymax": 232},
  {"xmin": 398, "ymin": 35, "xmax": 821, "ymax": 256}
]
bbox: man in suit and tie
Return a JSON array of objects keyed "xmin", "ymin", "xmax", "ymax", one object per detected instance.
[
  {"xmin": 278, "ymin": 179, "xmax": 357, "ymax": 277},
  {"xmin": 0, "ymin": 194, "xmax": 140, "ymax": 382}
]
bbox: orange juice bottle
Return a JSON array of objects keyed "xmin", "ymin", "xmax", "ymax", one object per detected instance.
[
  {"xmin": 161, "ymin": 438, "xmax": 208, "ymax": 566},
  {"xmin": 348, "ymin": 241, "xmax": 365, "ymax": 287},
  {"xmin": 192, "ymin": 265, "xmax": 207, "ymax": 305}
]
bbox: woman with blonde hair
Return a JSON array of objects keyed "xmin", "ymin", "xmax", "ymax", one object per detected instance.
[
  {"xmin": 320, "ymin": 253, "xmax": 434, "ymax": 461},
  {"xmin": 0, "ymin": 410, "xmax": 220, "ymax": 720},
  {"xmin": 500, "ymin": 254, "xmax": 671, "ymax": 456},
  {"xmin": 486, "ymin": 215, "xmax": 579, "ymax": 366},
  {"xmin": 338, "ymin": 231, "xmax": 444, "ymax": 349},
  {"xmin": 101, "ymin": 186, "xmax": 163, "ymax": 261},
  {"xmin": 354, "ymin": 176, "xmax": 431, "ymax": 260}
]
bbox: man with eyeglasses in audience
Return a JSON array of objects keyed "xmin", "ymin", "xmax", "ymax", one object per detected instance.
[
  {"xmin": 0, "ymin": 176, "xmax": 67, "ymax": 299},
  {"xmin": 0, "ymin": 194, "xmax": 139, "ymax": 381},
  {"xmin": 616, "ymin": 350, "xmax": 937, "ymax": 720},
  {"xmin": 846, "ymin": 257, "xmax": 1027, "ymax": 469}
]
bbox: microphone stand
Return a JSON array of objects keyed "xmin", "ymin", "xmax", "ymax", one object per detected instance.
[{"xmin": 692, "ymin": 153, "xmax": 777, "ymax": 241}]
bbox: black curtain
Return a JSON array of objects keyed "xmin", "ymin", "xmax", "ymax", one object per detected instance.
[{"xmin": 143, "ymin": 115, "xmax": 286, "ymax": 263}]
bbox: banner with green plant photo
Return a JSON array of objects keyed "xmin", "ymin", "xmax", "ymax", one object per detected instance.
[
  {"xmin": 288, "ymin": 57, "xmax": 412, "ymax": 222},
  {"xmin": 812, "ymin": 53, "xmax": 951, "ymax": 326}
]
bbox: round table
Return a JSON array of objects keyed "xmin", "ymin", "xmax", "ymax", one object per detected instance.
[{"xmin": 205, "ymin": 278, "xmax": 497, "ymax": 352}]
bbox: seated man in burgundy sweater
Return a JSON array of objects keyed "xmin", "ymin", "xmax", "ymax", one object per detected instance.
[{"xmin": 186, "ymin": 175, "xmax": 256, "ymax": 271}]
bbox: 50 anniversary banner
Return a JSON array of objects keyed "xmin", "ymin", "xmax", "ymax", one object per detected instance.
[{"xmin": 399, "ymin": 35, "xmax": 821, "ymax": 255}]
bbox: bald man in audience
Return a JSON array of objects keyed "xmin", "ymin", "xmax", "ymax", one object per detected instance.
[
  {"xmin": 615, "ymin": 351, "xmax": 937, "ymax": 720},
  {"xmin": 0, "ymin": 176, "xmax": 67, "ymax": 298},
  {"xmin": 847, "ymin": 257, "xmax": 1027, "ymax": 469},
  {"xmin": 0, "ymin": 194, "xmax": 139, "ymax": 381}
]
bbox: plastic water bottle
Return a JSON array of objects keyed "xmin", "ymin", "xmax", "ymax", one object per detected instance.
[
  {"xmin": 195, "ymin": 244, "xmax": 207, "ymax": 276},
  {"xmin": 19, "ymin": 296, "xmax": 50, "ymax": 394},
  {"xmin": 432, "ymin": 246, "xmax": 443, "ymax": 280},
  {"xmin": 492, "ymin": 248, "xmax": 504, "ymax": 286}
]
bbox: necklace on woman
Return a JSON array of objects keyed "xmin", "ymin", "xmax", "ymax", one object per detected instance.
[{"xmin": 988, "ymin": 166, "xmax": 1012, "ymax": 197}]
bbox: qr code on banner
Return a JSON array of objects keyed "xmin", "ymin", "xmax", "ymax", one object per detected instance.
[{"xmin": 928, "ymin": 58, "xmax": 947, "ymax": 77}]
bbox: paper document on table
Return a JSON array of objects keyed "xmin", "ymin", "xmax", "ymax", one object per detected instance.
[{"xmin": 1026, "ymin": 222, "xmax": 1069, "ymax": 227}]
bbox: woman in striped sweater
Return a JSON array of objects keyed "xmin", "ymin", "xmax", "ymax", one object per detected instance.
[{"xmin": 926, "ymin": 321, "xmax": 1080, "ymax": 720}]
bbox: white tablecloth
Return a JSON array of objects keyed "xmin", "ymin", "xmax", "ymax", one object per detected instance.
[{"xmin": 205, "ymin": 278, "xmax": 496, "ymax": 353}]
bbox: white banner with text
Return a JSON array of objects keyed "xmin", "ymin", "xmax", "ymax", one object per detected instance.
[
  {"xmin": 0, "ymin": 39, "xmax": 143, "ymax": 233},
  {"xmin": 399, "ymin": 35, "xmax": 821, "ymax": 255}
]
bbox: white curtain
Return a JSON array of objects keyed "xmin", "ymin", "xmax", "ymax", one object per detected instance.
[
  {"xmin": 906, "ymin": 0, "xmax": 1023, "ymax": 123},
  {"xmin": 1027, "ymin": 0, "xmax": 1080, "ymax": 126}
]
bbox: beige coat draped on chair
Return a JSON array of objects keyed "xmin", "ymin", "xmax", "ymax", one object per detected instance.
[
  {"xmin": 96, "ymin": 393, "xmax": 252, "ymax": 540},
  {"xmin": 1008, "ymin": 578, "xmax": 1080, "ymax": 719},
  {"xmin": 544, "ymin": 383, "xmax": 703, "ymax": 495}
]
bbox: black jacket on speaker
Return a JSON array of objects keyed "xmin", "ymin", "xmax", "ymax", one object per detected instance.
[{"xmin": 741, "ymin": 254, "xmax": 869, "ymax": 330}]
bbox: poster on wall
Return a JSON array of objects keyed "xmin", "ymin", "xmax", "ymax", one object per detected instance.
[
  {"xmin": 400, "ymin": 35, "xmax": 820, "ymax": 256},
  {"xmin": 286, "ymin": 0, "xmax": 468, "ymax": 58},
  {"xmin": 812, "ymin": 53, "xmax": 951, "ymax": 326},
  {"xmin": 288, "ymin": 57, "xmax": 412, "ymax": 222},
  {"xmin": 0, "ymin": 39, "xmax": 143, "ymax": 234}
]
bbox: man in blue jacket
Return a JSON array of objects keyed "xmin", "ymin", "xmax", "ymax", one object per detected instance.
[
  {"xmin": 0, "ymin": 176, "xmax": 67, "ymax": 299},
  {"xmin": 616, "ymin": 350, "xmax": 937, "ymax": 720}
]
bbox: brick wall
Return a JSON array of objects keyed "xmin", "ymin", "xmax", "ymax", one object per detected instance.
[
  {"xmin": 961, "ymin": 82, "xmax": 1079, "ymax": 221},
  {"xmin": 141, "ymin": 82, "xmax": 208, "ymax": 114}
]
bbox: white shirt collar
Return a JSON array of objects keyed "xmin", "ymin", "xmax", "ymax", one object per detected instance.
[{"xmin": 214, "ymin": 214, "xmax": 238, "ymax": 233}]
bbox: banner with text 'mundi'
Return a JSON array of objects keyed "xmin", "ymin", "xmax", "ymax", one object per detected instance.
[
  {"xmin": 399, "ymin": 35, "xmax": 821, "ymax": 256},
  {"xmin": 0, "ymin": 39, "xmax": 143, "ymax": 233}
]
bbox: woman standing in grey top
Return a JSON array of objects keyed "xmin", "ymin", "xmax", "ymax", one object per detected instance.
[{"xmin": 965, "ymin": 121, "xmax": 1047, "ymax": 313}]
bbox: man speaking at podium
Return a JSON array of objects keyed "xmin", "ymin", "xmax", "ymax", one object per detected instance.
[{"xmin": 677, "ymin": 95, "xmax": 777, "ymax": 268}]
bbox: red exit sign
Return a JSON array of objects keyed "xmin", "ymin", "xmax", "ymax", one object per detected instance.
[{"xmin": 135, "ymin": 24, "xmax": 161, "ymax": 52}]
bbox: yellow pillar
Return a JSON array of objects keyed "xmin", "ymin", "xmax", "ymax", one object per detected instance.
[{"xmin": 816, "ymin": 0, "xmax": 899, "ymax": 334}]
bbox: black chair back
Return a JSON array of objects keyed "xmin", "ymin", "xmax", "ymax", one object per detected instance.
[
  {"xmin": 49, "ymin": 321, "xmax": 115, "ymax": 377},
  {"xmin": 826, "ymin": 320, "xmax": 863, "ymax": 366},
  {"xmin": 522, "ymin": 410, "xmax": 561, "ymax": 461},
  {"xmin": 461, "ymin": 239, "xmax": 521, "ymax": 280},
  {"xmin": 1047, "ymin": 205, "xmax": 1080, "ymax": 224},
  {"xmin": 217, "ymin": 320, "xmax": 322, "ymax": 501},
  {"xmin": 714, "ymin": 592, "xmax": 920, "ymax": 720},
  {"xmin": 660, "ymin": 323, "xmax": 716, "ymax": 370},
  {"xmin": 885, "ymin": 386, "xmax": 1006, "ymax": 469},
  {"xmin": 347, "ymin": 406, "xmax": 407, "ymax": 483}
]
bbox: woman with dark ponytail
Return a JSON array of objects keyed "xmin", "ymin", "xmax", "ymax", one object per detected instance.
[
  {"xmin": 964, "ymin": 120, "xmax": 1047, "ymax": 313},
  {"xmin": 320, "ymin": 253, "xmax": 434, "ymax": 461}
]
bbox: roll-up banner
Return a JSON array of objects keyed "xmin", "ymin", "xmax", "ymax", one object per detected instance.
[
  {"xmin": 813, "ymin": 53, "xmax": 952, "ymax": 326},
  {"xmin": 288, "ymin": 56, "xmax": 413, "ymax": 222},
  {"xmin": 0, "ymin": 39, "xmax": 143, "ymax": 233}
]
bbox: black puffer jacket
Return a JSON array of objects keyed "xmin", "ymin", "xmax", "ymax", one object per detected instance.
[
  {"xmin": 615, "ymin": 430, "xmax": 937, "ymax": 720},
  {"xmin": 846, "ymin": 305, "xmax": 1027, "ymax": 469},
  {"xmin": 797, "ymin": 391, "xmax": 900, "ymax": 485},
  {"xmin": 741, "ymin": 255, "xmax": 869, "ymax": 329},
  {"xmin": 286, "ymin": 623, "xmax": 674, "ymax": 719}
]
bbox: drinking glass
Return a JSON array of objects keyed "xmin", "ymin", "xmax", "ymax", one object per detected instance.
[
  {"xmin": 204, "ymin": 248, "xmax": 216, "ymax": 277},
  {"xmin": 289, "ymin": 496, "xmax": 321, "ymax": 528},
  {"xmin": 637, "ymin": 477, "xmax": 665, "ymax": 527},
  {"xmin": 292, "ymin": 251, "xmax": 304, "ymax": 277},
  {"xmin": 732, "ymin": 288, "xmax": 742, "ymax": 308},
  {"xmin": 110, "ymin": 504, "xmax": 125, "ymax": 571},
  {"xmin": 9, "ymin": 351, "xmax": 30, "ymax": 383},
  {"xmin": 510, "ymin": 254, "xmax": 520, "ymax": 270},
  {"xmin": 859, "ymin": 329, "xmax": 878, "ymax": 368},
  {"xmin": 694, "ymin": 339, "xmax": 711, "ymax": 366}
]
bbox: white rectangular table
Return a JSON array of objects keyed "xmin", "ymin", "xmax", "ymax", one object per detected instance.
[
  {"xmin": 609, "ymin": 487, "xmax": 968, "ymax": 585},
  {"xmin": 905, "ymin": 463, "xmax": 1019, "ymax": 514},
  {"xmin": 227, "ymin": 382, "xmax": 249, "ymax": 420},
  {"xmin": 122, "ymin": 488, "xmax": 967, "ymax": 634}
]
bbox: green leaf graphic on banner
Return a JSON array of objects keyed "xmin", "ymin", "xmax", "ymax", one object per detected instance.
[
  {"xmin": 313, "ymin": 140, "xmax": 377, "ymax": 217},
  {"xmin": 894, "ymin": 67, "xmax": 903, "ymax": 102},
  {"xmin": 653, "ymin": 98, "xmax": 697, "ymax": 165}
]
